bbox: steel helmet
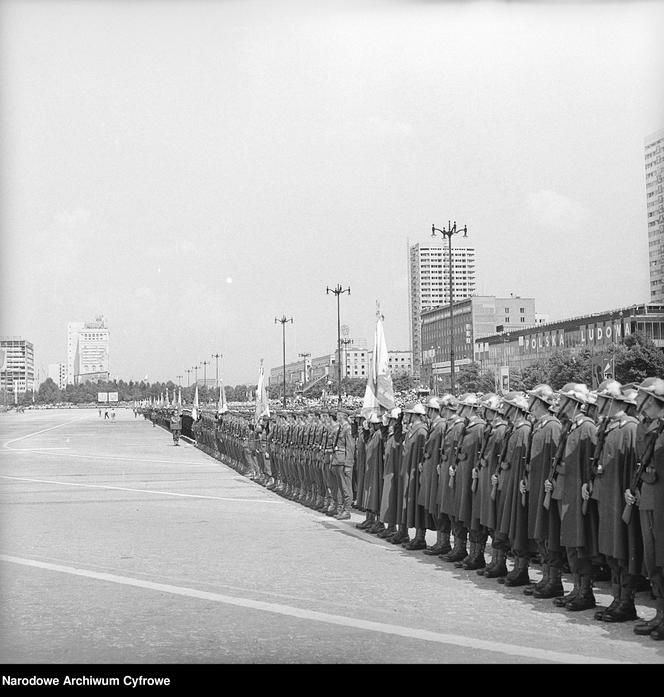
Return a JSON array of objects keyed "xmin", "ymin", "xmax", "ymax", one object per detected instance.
[
  {"xmin": 389, "ymin": 407, "xmax": 402, "ymax": 420},
  {"xmin": 526, "ymin": 384, "xmax": 556, "ymax": 405},
  {"xmin": 459, "ymin": 393, "xmax": 480, "ymax": 408},
  {"xmin": 504, "ymin": 392, "xmax": 530, "ymax": 412},
  {"xmin": 480, "ymin": 393, "xmax": 501, "ymax": 411},
  {"xmin": 406, "ymin": 402, "xmax": 426, "ymax": 415},
  {"xmin": 426, "ymin": 396, "xmax": 441, "ymax": 410},
  {"xmin": 439, "ymin": 394, "xmax": 458, "ymax": 411},
  {"xmin": 558, "ymin": 383, "xmax": 590, "ymax": 404},
  {"xmin": 585, "ymin": 391, "xmax": 598, "ymax": 406},
  {"xmin": 596, "ymin": 379, "xmax": 622, "ymax": 399},
  {"xmin": 616, "ymin": 386, "xmax": 638, "ymax": 405},
  {"xmin": 636, "ymin": 377, "xmax": 664, "ymax": 402},
  {"xmin": 368, "ymin": 412, "xmax": 382, "ymax": 424}
]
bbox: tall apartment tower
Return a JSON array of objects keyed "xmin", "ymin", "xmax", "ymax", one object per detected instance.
[
  {"xmin": 408, "ymin": 241, "xmax": 476, "ymax": 377},
  {"xmin": 646, "ymin": 127, "xmax": 664, "ymax": 302},
  {"xmin": 0, "ymin": 337, "xmax": 34, "ymax": 394},
  {"xmin": 67, "ymin": 316, "xmax": 110, "ymax": 384}
]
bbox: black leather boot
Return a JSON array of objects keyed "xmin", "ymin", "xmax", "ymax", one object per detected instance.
[
  {"xmin": 553, "ymin": 573, "xmax": 579, "ymax": 607},
  {"xmin": 504, "ymin": 556, "xmax": 532, "ymax": 587},
  {"xmin": 534, "ymin": 565, "xmax": 564, "ymax": 599},
  {"xmin": 455, "ymin": 541, "xmax": 474, "ymax": 568},
  {"xmin": 595, "ymin": 582, "xmax": 621, "ymax": 621},
  {"xmin": 484, "ymin": 549, "xmax": 508, "ymax": 578},
  {"xmin": 603, "ymin": 582, "xmax": 637, "ymax": 623},
  {"xmin": 440, "ymin": 537, "xmax": 468, "ymax": 563},
  {"xmin": 463, "ymin": 540, "xmax": 487, "ymax": 571},
  {"xmin": 634, "ymin": 601, "xmax": 664, "ymax": 636},
  {"xmin": 566, "ymin": 574, "xmax": 596, "ymax": 611}
]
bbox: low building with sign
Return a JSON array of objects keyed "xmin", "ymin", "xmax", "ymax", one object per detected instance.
[
  {"xmin": 474, "ymin": 302, "xmax": 664, "ymax": 380},
  {"xmin": 420, "ymin": 295, "xmax": 537, "ymax": 390}
]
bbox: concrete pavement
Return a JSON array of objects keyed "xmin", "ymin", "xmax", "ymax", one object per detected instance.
[{"xmin": 1, "ymin": 408, "xmax": 662, "ymax": 664}]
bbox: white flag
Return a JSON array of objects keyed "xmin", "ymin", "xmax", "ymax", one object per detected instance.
[
  {"xmin": 218, "ymin": 375, "xmax": 228, "ymax": 414},
  {"xmin": 255, "ymin": 360, "xmax": 270, "ymax": 424},
  {"xmin": 192, "ymin": 384, "xmax": 199, "ymax": 421},
  {"xmin": 362, "ymin": 302, "xmax": 396, "ymax": 419}
]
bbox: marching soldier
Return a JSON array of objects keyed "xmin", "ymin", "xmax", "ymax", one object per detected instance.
[
  {"xmin": 331, "ymin": 408, "xmax": 356, "ymax": 520},
  {"xmin": 521, "ymin": 384, "xmax": 562, "ymax": 598},
  {"xmin": 169, "ymin": 408, "xmax": 182, "ymax": 446},
  {"xmin": 589, "ymin": 382, "xmax": 642, "ymax": 622},
  {"xmin": 438, "ymin": 396, "xmax": 466, "ymax": 561},
  {"xmin": 364, "ymin": 413, "xmax": 386, "ymax": 533},
  {"xmin": 420, "ymin": 397, "xmax": 446, "ymax": 556},
  {"xmin": 453, "ymin": 393, "xmax": 486, "ymax": 570},
  {"xmin": 494, "ymin": 392, "xmax": 532, "ymax": 587},
  {"xmin": 627, "ymin": 377, "xmax": 664, "ymax": 639},
  {"xmin": 355, "ymin": 417, "xmax": 372, "ymax": 527},
  {"xmin": 378, "ymin": 407, "xmax": 404, "ymax": 540},
  {"xmin": 547, "ymin": 383, "xmax": 600, "ymax": 611},
  {"xmin": 475, "ymin": 393, "xmax": 508, "ymax": 577},
  {"xmin": 403, "ymin": 403, "xmax": 429, "ymax": 550}
]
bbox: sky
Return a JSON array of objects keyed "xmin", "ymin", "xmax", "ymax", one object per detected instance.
[{"xmin": 1, "ymin": 0, "xmax": 662, "ymax": 386}]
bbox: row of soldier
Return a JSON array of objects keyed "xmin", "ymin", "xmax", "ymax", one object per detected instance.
[{"xmin": 146, "ymin": 376, "xmax": 664, "ymax": 642}]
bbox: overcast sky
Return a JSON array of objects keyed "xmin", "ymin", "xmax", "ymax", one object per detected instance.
[{"xmin": 1, "ymin": 0, "xmax": 662, "ymax": 385}]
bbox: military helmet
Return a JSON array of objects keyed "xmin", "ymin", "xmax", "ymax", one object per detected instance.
[
  {"xmin": 425, "ymin": 396, "xmax": 441, "ymax": 410},
  {"xmin": 557, "ymin": 382, "xmax": 590, "ymax": 404},
  {"xmin": 368, "ymin": 412, "xmax": 382, "ymax": 424},
  {"xmin": 389, "ymin": 407, "xmax": 402, "ymax": 420},
  {"xmin": 616, "ymin": 386, "xmax": 638, "ymax": 405},
  {"xmin": 405, "ymin": 402, "xmax": 426, "ymax": 415},
  {"xmin": 480, "ymin": 393, "xmax": 502, "ymax": 411},
  {"xmin": 504, "ymin": 392, "xmax": 530, "ymax": 413},
  {"xmin": 585, "ymin": 391, "xmax": 598, "ymax": 406},
  {"xmin": 596, "ymin": 379, "xmax": 622, "ymax": 399},
  {"xmin": 459, "ymin": 393, "xmax": 480, "ymax": 408},
  {"xmin": 636, "ymin": 377, "xmax": 664, "ymax": 403},
  {"xmin": 439, "ymin": 394, "xmax": 458, "ymax": 411},
  {"xmin": 527, "ymin": 384, "xmax": 555, "ymax": 405}
]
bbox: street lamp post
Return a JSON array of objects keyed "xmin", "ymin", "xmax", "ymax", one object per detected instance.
[
  {"xmin": 185, "ymin": 369, "xmax": 191, "ymax": 388},
  {"xmin": 176, "ymin": 375, "xmax": 182, "ymax": 388},
  {"xmin": 431, "ymin": 220, "xmax": 468, "ymax": 394},
  {"xmin": 212, "ymin": 353, "xmax": 222, "ymax": 400},
  {"xmin": 193, "ymin": 365, "xmax": 199, "ymax": 388},
  {"xmin": 275, "ymin": 315, "xmax": 293, "ymax": 409},
  {"xmin": 340, "ymin": 338, "xmax": 352, "ymax": 382},
  {"xmin": 298, "ymin": 352, "xmax": 311, "ymax": 384},
  {"xmin": 326, "ymin": 283, "xmax": 351, "ymax": 405},
  {"xmin": 201, "ymin": 360, "xmax": 209, "ymax": 401}
]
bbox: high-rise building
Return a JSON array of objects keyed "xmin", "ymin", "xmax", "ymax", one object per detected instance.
[
  {"xmin": 408, "ymin": 240, "xmax": 476, "ymax": 376},
  {"xmin": 47, "ymin": 363, "xmax": 67, "ymax": 390},
  {"xmin": 646, "ymin": 127, "xmax": 664, "ymax": 302},
  {"xmin": 0, "ymin": 337, "xmax": 35, "ymax": 395},
  {"xmin": 67, "ymin": 316, "xmax": 110, "ymax": 384}
]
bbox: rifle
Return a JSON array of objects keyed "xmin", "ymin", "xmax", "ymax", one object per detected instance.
[
  {"xmin": 582, "ymin": 417, "xmax": 608, "ymax": 516},
  {"xmin": 543, "ymin": 419, "xmax": 573, "ymax": 510},
  {"xmin": 520, "ymin": 423, "xmax": 534, "ymax": 507},
  {"xmin": 491, "ymin": 421, "xmax": 513, "ymax": 501},
  {"xmin": 472, "ymin": 422, "xmax": 493, "ymax": 493},
  {"xmin": 622, "ymin": 419, "xmax": 664, "ymax": 525},
  {"xmin": 448, "ymin": 418, "xmax": 468, "ymax": 489}
]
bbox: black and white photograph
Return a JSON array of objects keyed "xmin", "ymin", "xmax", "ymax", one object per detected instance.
[{"xmin": 1, "ymin": 0, "xmax": 664, "ymax": 673}]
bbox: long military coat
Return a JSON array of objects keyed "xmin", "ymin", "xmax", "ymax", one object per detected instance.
[
  {"xmin": 355, "ymin": 428, "xmax": 370, "ymax": 507},
  {"xmin": 405, "ymin": 419, "xmax": 428, "ymax": 529},
  {"xmin": 380, "ymin": 429, "xmax": 404, "ymax": 525},
  {"xmin": 559, "ymin": 415, "xmax": 599, "ymax": 556},
  {"xmin": 644, "ymin": 421, "xmax": 664, "ymax": 567},
  {"xmin": 418, "ymin": 416, "xmax": 445, "ymax": 521},
  {"xmin": 596, "ymin": 415, "xmax": 641, "ymax": 573},
  {"xmin": 365, "ymin": 427, "xmax": 386, "ymax": 514},
  {"xmin": 437, "ymin": 415, "xmax": 466, "ymax": 517},
  {"xmin": 527, "ymin": 414, "xmax": 561, "ymax": 541},
  {"xmin": 454, "ymin": 414, "xmax": 486, "ymax": 527},
  {"xmin": 477, "ymin": 418, "xmax": 508, "ymax": 530},
  {"xmin": 497, "ymin": 418, "xmax": 532, "ymax": 554}
]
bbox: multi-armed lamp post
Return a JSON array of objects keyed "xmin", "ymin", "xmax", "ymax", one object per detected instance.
[
  {"xmin": 275, "ymin": 315, "xmax": 293, "ymax": 409},
  {"xmin": 431, "ymin": 221, "xmax": 468, "ymax": 395},
  {"xmin": 326, "ymin": 283, "xmax": 351, "ymax": 405}
]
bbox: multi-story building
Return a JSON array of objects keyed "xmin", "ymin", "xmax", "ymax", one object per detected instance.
[
  {"xmin": 420, "ymin": 296, "xmax": 536, "ymax": 390},
  {"xmin": 646, "ymin": 128, "xmax": 664, "ymax": 302},
  {"xmin": 475, "ymin": 302, "xmax": 664, "ymax": 379},
  {"xmin": 408, "ymin": 240, "xmax": 476, "ymax": 376},
  {"xmin": 0, "ymin": 337, "xmax": 35, "ymax": 395},
  {"xmin": 47, "ymin": 363, "xmax": 67, "ymax": 390},
  {"xmin": 68, "ymin": 316, "xmax": 110, "ymax": 384}
]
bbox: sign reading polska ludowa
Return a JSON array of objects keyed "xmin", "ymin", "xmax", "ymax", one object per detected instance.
[{"xmin": 520, "ymin": 318, "xmax": 631, "ymax": 354}]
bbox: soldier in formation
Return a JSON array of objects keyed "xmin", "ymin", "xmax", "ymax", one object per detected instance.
[{"xmin": 143, "ymin": 376, "xmax": 664, "ymax": 641}]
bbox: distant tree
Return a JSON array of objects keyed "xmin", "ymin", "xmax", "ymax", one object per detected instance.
[
  {"xmin": 393, "ymin": 373, "xmax": 417, "ymax": 393},
  {"xmin": 612, "ymin": 331, "xmax": 664, "ymax": 384}
]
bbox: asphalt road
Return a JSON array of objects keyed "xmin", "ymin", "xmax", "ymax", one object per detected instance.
[{"xmin": 1, "ymin": 408, "xmax": 662, "ymax": 664}]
